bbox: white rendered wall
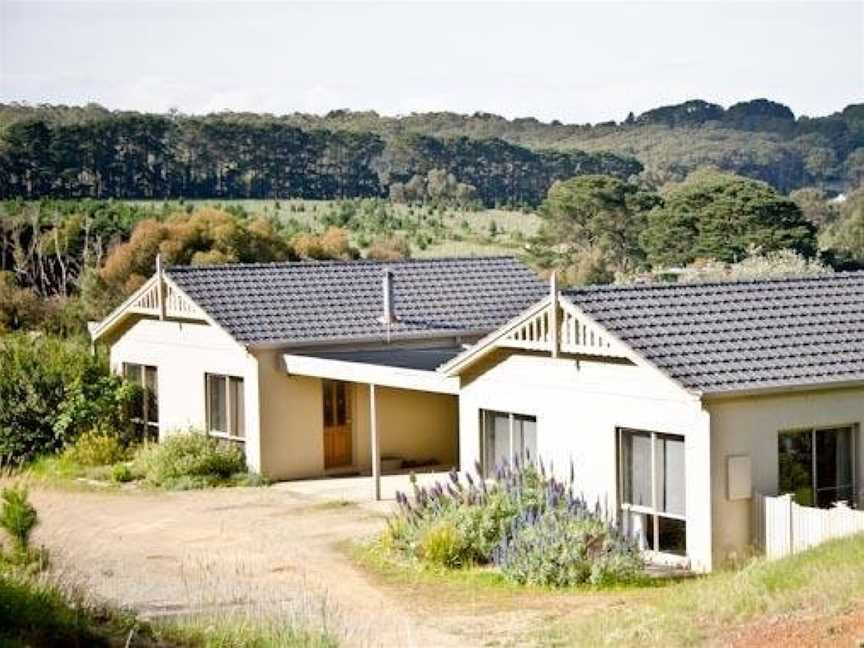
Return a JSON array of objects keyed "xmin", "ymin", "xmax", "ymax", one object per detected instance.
[
  {"xmin": 108, "ymin": 318, "xmax": 262, "ymax": 473},
  {"xmin": 458, "ymin": 351, "xmax": 713, "ymax": 571}
]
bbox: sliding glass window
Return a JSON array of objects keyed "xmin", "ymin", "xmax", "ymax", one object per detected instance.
[{"xmin": 480, "ymin": 410, "xmax": 537, "ymax": 477}]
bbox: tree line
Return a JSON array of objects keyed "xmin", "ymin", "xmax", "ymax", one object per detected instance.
[{"xmin": 0, "ymin": 107, "xmax": 641, "ymax": 206}]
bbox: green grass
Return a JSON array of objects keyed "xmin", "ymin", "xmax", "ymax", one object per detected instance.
[
  {"xmin": 25, "ymin": 450, "xmax": 266, "ymax": 493},
  {"xmin": 349, "ymin": 538, "xmax": 660, "ymax": 598},
  {"xmin": 541, "ymin": 533, "xmax": 864, "ymax": 647},
  {"xmin": 0, "ymin": 569, "xmax": 338, "ymax": 648}
]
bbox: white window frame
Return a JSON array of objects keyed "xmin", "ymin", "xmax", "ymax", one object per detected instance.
[
  {"xmin": 617, "ymin": 428, "xmax": 687, "ymax": 556},
  {"xmin": 205, "ymin": 373, "xmax": 245, "ymax": 442},
  {"xmin": 479, "ymin": 409, "xmax": 537, "ymax": 476},
  {"xmin": 122, "ymin": 362, "xmax": 159, "ymax": 439}
]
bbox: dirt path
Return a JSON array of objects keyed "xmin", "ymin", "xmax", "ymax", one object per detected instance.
[{"xmin": 30, "ymin": 486, "xmax": 460, "ymax": 647}]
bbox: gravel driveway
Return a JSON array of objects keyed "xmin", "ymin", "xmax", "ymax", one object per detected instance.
[{"xmin": 29, "ymin": 484, "xmax": 460, "ymax": 647}]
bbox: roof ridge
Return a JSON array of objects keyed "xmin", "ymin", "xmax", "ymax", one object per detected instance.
[
  {"xmin": 563, "ymin": 271, "xmax": 864, "ymax": 295},
  {"xmin": 165, "ymin": 255, "xmax": 520, "ymax": 273}
]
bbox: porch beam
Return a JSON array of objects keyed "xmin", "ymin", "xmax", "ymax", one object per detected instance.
[{"xmin": 370, "ymin": 383, "xmax": 381, "ymax": 501}]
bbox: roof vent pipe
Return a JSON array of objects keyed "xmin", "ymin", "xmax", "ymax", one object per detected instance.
[{"xmin": 380, "ymin": 267, "xmax": 396, "ymax": 325}]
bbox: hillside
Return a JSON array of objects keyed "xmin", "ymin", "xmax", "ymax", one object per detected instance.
[{"xmin": 1, "ymin": 99, "xmax": 862, "ymax": 204}]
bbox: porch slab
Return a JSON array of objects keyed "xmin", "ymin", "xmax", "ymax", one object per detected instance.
[{"xmin": 272, "ymin": 471, "xmax": 452, "ymax": 505}]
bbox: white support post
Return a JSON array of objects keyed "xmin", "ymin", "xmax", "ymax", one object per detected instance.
[
  {"xmin": 370, "ymin": 383, "xmax": 381, "ymax": 501},
  {"xmin": 549, "ymin": 271, "xmax": 559, "ymax": 358},
  {"xmin": 155, "ymin": 254, "xmax": 166, "ymax": 321}
]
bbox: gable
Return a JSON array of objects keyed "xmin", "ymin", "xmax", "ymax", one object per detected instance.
[{"xmin": 90, "ymin": 273, "xmax": 213, "ymax": 345}]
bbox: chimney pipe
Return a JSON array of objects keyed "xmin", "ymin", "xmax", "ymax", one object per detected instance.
[{"xmin": 380, "ymin": 267, "xmax": 396, "ymax": 325}]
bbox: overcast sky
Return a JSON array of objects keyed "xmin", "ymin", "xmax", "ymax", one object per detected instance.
[{"xmin": 1, "ymin": 1, "xmax": 861, "ymax": 123}]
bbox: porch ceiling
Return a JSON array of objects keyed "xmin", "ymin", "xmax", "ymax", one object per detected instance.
[{"xmin": 281, "ymin": 347, "xmax": 462, "ymax": 394}]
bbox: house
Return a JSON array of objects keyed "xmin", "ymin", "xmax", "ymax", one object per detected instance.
[
  {"xmin": 91, "ymin": 258, "xmax": 864, "ymax": 573},
  {"xmin": 89, "ymin": 256, "xmax": 547, "ymax": 487}
]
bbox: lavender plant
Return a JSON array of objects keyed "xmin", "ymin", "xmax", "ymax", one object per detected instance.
[{"xmin": 385, "ymin": 457, "xmax": 643, "ymax": 585}]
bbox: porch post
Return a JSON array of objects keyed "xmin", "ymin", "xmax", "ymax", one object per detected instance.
[{"xmin": 370, "ymin": 383, "xmax": 381, "ymax": 501}]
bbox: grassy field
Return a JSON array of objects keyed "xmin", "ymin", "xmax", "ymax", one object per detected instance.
[{"xmin": 127, "ymin": 198, "xmax": 542, "ymax": 259}]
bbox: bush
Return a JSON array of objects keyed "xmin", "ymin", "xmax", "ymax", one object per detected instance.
[
  {"xmin": 384, "ymin": 461, "xmax": 643, "ymax": 587},
  {"xmin": 0, "ymin": 334, "xmax": 134, "ymax": 465},
  {"xmin": 63, "ymin": 429, "xmax": 126, "ymax": 467},
  {"xmin": 494, "ymin": 510, "xmax": 643, "ymax": 587},
  {"xmin": 0, "ymin": 485, "xmax": 38, "ymax": 560},
  {"xmin": 110, "ymin": 463, "xmax": 133, "ymax": 483},
  {"xmin": 131, "ymin": 432, "xmax": 247, "ymax": 489}
]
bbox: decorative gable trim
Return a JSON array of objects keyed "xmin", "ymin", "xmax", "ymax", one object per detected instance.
[
  {"xmin": 441, "ymin": 290, "xmax": 630, "ymax": 376},
  {"xmin": 90, "ymin": 266, "xmax": 212, "ymax": 344},
  {"xmin": 559, "ymin": 299, "xmax": 626, "ymax": 357},
  {"xmin": 128, "ymin": 279, "xmax": 206, "ymax": 320},
  {"xmin": 499, "ymin": 306, "xmax": 555, "ymax": 351}
]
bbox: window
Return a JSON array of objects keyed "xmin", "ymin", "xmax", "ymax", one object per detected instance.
[
  {"xmin": 618, "ymin": 428, "xmax": 686, "ymax": 556},
  {"xmin": 123, "ymin": 363, "xmax": 159, "ymax": 441},
  {"xmin": 206, "ymin": 374, "xmax": 245, "ymax": 440},
  {"xmin": 480, "ymin": 410, "xmax": 537, "ymax": 477},
  {"xmin": 779, "ymin": 426, "xmax": 855, "ymax": 508}
]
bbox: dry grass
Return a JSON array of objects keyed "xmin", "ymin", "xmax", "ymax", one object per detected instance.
[{"xmin": 541, "ymin": 533, "xmax": 864, "ymax": 647}]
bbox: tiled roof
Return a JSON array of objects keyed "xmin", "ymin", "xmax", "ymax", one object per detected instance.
[
  {"xmin": 167, "ymin": 257, "xmax": 546, "ymax": 347},
  {"xmin": 563, "ymin": 273, "xmax": 864, "ymax": 394}
]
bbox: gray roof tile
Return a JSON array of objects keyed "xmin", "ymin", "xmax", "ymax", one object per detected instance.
[
  {"xmin": 563, "ymin": 273, "xmax": 864, "ymax": 394},
  {"xmin": 168, "ymin": 256, "xmax": 546, "ymax": 347}
]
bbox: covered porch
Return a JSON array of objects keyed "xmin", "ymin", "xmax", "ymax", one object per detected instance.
[{"xmin": 280, "ymin": 346, "xmax": 462, "ymax": 499}]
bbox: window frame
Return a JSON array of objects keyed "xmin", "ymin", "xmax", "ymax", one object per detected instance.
[
  {"xmin": 777, "ymin": 424, "xmax": 857, "ymax": 508},
  {"xmin": 617, "ymin": 428, "xmax": 687, "ymax": 556},
  {"xmin": 205, "ymin": 373, "xmax": 246, "ymax": 442},
  {"xmin": 479, "ymin": 409, "xmax": 538, "ymax": 477},
  {"xmin": 122, "ymin": 362, "xmax": 159, "ymax": 440}
]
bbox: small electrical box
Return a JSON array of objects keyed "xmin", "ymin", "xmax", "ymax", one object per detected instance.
[{"xmin": 727, "ymin": 455, "xmax": 752, "ymax": 500}]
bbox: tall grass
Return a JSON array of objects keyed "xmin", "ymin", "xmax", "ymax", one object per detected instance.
[{"xmin": 543, "ymin": 532, "xmax": 864, "ymax": 646}]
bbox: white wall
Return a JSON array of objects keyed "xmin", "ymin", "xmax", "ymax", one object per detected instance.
[
  {"xmin": 708, "ymin": 386, "xmax": 864, "ymax": 566},
  {"xmin": 109, "ymin": 318, "xmax": 263, "ymax": 472},
  {"xmin": 458, "ymin": 351, "xmax": 713, "ymax": 571}
]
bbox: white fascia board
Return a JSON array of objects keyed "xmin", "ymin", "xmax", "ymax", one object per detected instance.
[
  {"xmin": 90, "ymin": 274, "xmax": 159, "ymax": 342},
  {"xmin": 282, "ymin": 354, "xmax": 460, "ymax": 395}
]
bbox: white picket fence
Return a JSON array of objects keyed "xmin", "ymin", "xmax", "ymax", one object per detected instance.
[{"xmin": 753, "ymin": 492, "xmax": 864, "ymax": 559}]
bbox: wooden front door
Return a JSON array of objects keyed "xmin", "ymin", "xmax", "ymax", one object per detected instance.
[{"xmin": 323, "ymin": 380, "xmax": 352, "ymax": 469}]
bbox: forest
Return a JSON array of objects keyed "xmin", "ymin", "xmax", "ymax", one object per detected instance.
[
  {"xmin": 1, "ymin": 98, "xmax": 862, "ymax": 205},
  {"xmin": 0, "ymin": 105, "xmax": 639, "ymax": 206}
]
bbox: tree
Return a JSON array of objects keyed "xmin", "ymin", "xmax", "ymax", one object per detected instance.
[
  {"xmin": 640, "ymin": 169, "xmax": 817, "ymax": 267},
  {"xmin": 99, "ymin": 207, "xmax": 294, "ymax": 296},
  {"xmin": 533, "ymin": 175, "xmax": 660, "ymax": 282},
  {"xmin": 819, "ymin": 186, "xmax": 864, "ymax": 266},
  {"xmin": 790, "ymin": 187, "xmax": 838, "ymax": 227}
]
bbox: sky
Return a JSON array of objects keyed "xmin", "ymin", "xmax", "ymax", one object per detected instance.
[{"xmin": 0, "ymin": 1, "xmax": 862, "ymax": 124}]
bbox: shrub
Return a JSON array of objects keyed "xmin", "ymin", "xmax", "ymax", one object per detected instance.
[
  {"xmin": 131, "ymin": 432, "xmax": 246, "ymax": 489},
  {"xmin": 384, "ymin": 460, "xmax": 643, "ymax": 587},
  {"xmin": 0, "ymin": 334, "xmax": 134, "ymax": 465},
  {"xmin": 63, "ymin": 429, "xmax": 126, "ymax": 467},
  {"xmin": 494, "ymin": 510, "xmax": 643, "ymax": 587},
  {"xmin": 110, "ymin": 463, "xmax": 133, "ymax": 483},
  {"xmin": 0, "ymin": 485, "xmax": 38, "ymax": 558},
  {"xmin": 417, "ymin": 519, "xmax": 467, "ymax": 568}
]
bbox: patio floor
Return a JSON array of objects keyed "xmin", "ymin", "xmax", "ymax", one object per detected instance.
[{"xmin": 272, "ymin": 470, "xmax": 452, "ymax": 506}]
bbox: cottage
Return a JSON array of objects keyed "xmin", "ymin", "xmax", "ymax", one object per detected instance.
[{"xmin": 91, "ymin": 258, "xmax": 864, "ymax": 572}]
